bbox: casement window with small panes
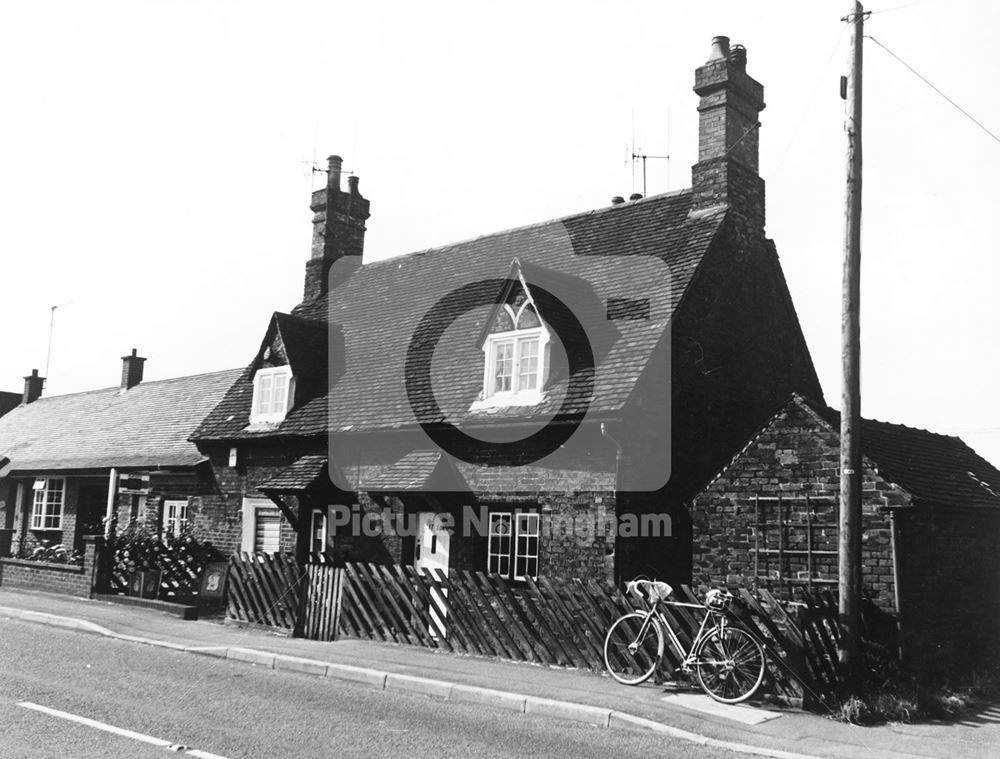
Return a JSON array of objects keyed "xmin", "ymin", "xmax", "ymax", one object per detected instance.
[
  {"xmin": 162, "ymin": 499, "xmax": 189, "ymax": 538},
  {"xmin": 250, "ymin": 365, "xmax": 294, "ymax": 424},
  {"xmin": 474, "ymin": 285, "xmax": 550, "ymax": 409},
  {"xmin": 31, "ymin": 478, "xmax": 64, "ymax": 530},
  {"xmin": 487, "ymin": 511, "xmax": 540, "ymax": 581}
]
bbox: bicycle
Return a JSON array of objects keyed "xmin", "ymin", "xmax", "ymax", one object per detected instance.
[{"xmin": 603, "ymin": 579, "xmax": 767, "ymax": 704}]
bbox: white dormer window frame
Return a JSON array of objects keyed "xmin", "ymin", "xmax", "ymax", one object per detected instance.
[
  {"xmin": 472, "ymin": 298, "xmax": 551, "ymax": 410},
  {"xmin": 250, "ymin": 365, "xmax": 295, "ymax": 424}
]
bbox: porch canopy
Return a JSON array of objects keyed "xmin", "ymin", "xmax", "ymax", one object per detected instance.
[{"xmin": 256, "ymin": 454, "xmax": 352, "ymax": 531}]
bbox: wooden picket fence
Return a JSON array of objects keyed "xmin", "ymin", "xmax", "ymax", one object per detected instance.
[
  {"xmin": 226, "ymin": 552, "xmax": 303, "ymax": 632},
  {"xmin": 333, "ymin": 562, "xmax": 829, "ymax": 702},
  {"xmin": 223, "ymin": 555, "xmax": 889, "ymax": 703}
]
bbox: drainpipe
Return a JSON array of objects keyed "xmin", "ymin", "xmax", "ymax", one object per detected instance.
[
  {"xmin": 888, "ymin": 508, "xmax": 904, "ymax": 662},
  {"xmin": 104, "ymin": 468, "xmax": 117, "ymax": 537},
  {"xmin": 600, "ymin": 422, "xmax": 624, "ymax": 490},
  {"xmin": 601, "ymin": 422, "xmax": 625, "ymax": 583}
]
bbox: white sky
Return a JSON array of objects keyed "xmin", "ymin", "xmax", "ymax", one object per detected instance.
[{"xmin": 2, "ymin": 1, "xmax": 998, "ymax": 466}]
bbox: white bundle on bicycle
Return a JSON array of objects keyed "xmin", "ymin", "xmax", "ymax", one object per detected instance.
[{"xmin": 625, "ymin": 579, "xmax": 673, "ymax": 604}]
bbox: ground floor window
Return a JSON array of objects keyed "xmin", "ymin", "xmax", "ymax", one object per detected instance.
[
  {"xmin": 31, "ymin": 478, "xmax": 64, "ymax": 530},
  {"xmin": 487, "ymin": 510, "xmax": 539, "ymax": 581},
  {"xmin": 241, "ymin": 497, "xmax": 281, "ymax": 554},
  {"xmin": 162, "ymin": 499, "xmax": 189, "ymax": 538}
]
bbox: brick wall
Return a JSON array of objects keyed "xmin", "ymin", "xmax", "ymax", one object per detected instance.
[
  {"xmin": 198, "ymin": 439, "xmax": 320, "ymax": 555},
  {"xmin": 0, "ymin": 536, "xmax": 102, "ymax": 597},
  {"xmin": 691, "ymin": 399, "xmax": 906, "ymax": 612}
]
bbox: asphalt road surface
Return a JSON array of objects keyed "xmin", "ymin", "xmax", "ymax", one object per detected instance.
[{"xmin": 0, "ymin": 618, "xmax": 741, "ymax": 758}]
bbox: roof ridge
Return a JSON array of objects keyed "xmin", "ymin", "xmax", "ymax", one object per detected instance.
[
  {"xmin": 358, "ymin": 188, "xmax": 696, "ymax": 272},
  {"xmin": 21, "ymin": 367, "xmax": 243, "ymax": 402}
]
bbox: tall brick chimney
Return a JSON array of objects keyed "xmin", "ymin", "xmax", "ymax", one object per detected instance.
[
  {"xmin": 303, "ymin": 155, "xmax": 370, "ymax": 302},
  {"xmin": 120, "ymin": 348, "xmax": 146, "ymax": 391},
  {"xmin": 690, "ymin": 36, "xmax": 766, "ymax": 227},
  {"xmin": 22, "ymin": 369, "xmax": 44, "ymax": 404}
]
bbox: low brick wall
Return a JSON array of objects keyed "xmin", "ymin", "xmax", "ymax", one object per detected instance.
[{"xmin": 0, "ymin": 536, "xmax": 102, "ymax": 598}]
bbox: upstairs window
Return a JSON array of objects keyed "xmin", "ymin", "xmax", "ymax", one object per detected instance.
[
  {"xmin": 31, "ymin": 478, "xmax": 64, "ymax": 530},
  {"xmin": 475, "ymin": 288, "xmax": 549, "ymax": 408},
  {"xmin": 251, "ymin": 366, "xmax": 294, "ymax": 424}
]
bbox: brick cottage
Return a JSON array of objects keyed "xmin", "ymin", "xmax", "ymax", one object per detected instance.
[
  {"xmin": 190, "ymin": 37, "xmax": 822, "ymax": 588},
  {"xmin": 0, "ymin": 353, "xmax": 240, "ymax": 563},
  {"xmin": 691, "ymin": 394, "xmax": 1000, "ymax": 669}
]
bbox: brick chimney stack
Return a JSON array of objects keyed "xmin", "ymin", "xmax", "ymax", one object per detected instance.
[
  {"xmin": 690, "ymin": 36, "xmax": 766, "ymax": 227},
  {"xmin": 120, "ymin": 348, "xmax": 146, "ymax": 391},
  {"xmin": 303, "ymin": 155, "xmax": 371, "ymax": 302},
  {"xmin": 22, "ymin": 369, "xmax": 44, "ymax": 405}
]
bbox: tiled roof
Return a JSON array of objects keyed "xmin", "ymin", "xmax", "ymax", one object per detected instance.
[
  {"xmin": 0, "ymin": 391, "xmax": 20, "ymax": 418},
  {"xmin": 353, "ymin": 450, "xmax": 467, "ymax": 492},
  {"xmin": 194, "ymin": 190, "xmax": 726, "ymax": 440},
  {"xmin": 0, "ymin": 369, "xmax": 242, "ymax": 474},
  {"xmin": 802, "ymin": 396, "xmax": 1000, "ymax": 509},
  {"xmin": 257, "ymin": 454, "xmax": 329, "ymax": 492}
]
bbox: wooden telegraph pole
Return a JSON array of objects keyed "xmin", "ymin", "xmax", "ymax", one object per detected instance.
[{"xmin": 839, "ymin": 0, "xmax": 865, "ymax": 693}]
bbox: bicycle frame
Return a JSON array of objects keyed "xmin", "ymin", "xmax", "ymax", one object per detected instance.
[{"xmin": 637, "ymin": 599, "xmax": 730, "ymax": 670}]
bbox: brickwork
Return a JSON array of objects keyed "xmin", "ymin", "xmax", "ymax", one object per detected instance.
[
  {"xmin": 198, "ymin": 439, "xmax": 319, "ymax": 554},
  {"xmin": 0, "ymin": 536, "xmax": 102, "ymax": 597},
  {"xmin": 691, "ymin": 399, "xmax": 906, "ymax": 612}
]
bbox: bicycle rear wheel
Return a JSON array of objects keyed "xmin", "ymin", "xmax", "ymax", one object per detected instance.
[
  {"xmin": 604, "ymin": 612, "xmax": 663, "ymax": 685},
  {"xmin": 694, "ymin": 626, "xmax": 765, "ymax": 703}
]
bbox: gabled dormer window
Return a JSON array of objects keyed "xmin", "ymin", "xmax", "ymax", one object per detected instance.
[
  {"xmin": 473, "ymin": 286, "xmax": 550, "ymax": 409},
  {"xmin": 250, "ymin": 365, "xmax": 294, "ymax": 424}
]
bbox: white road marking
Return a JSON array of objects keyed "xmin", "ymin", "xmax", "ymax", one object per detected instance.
[
  {"xmin": 17, "ymin": 701, "xmax": 231, "ymax": 758},
  {"xmin": 661, "ymin": 693, "xmax": 784, "ymax": 725}
]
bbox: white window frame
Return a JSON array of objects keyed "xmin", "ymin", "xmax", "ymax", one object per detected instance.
[
  {"xmin": 241, "ymin": 497, "xmax": 282, "ymax": 554},
  {"xmin": 311, "ymin": 509, "xmax": 328, "ymax": 555},
  {"xmin": 472, "ymin": 299, "xmax": 550, "ymax": 409},
  {"xmin": 250, "ymin": 365, "xmax": 295, "ymax": 424},
  {"xmin": 30, "ymin": 478, "xmax": 64, "ymax": 531},
  {"xmin": 487, "ymin": 510, "xmax": 540, "ymax": 581},
  {"xmin": 163, "ymin": 499, "xmax": 189, "ymax": 538}
]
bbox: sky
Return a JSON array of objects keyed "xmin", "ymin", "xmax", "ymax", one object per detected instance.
[{"xmin": 1, "ymin": 1, "xmax": 998, "ymax": 466}]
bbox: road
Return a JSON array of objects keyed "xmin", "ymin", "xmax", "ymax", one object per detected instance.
[{"xmin": 0, "ymin": 618, "xmax": 740, "ymax": 758}]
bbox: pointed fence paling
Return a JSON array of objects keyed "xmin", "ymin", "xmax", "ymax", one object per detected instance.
[
  {"xmin": 223, "ymin": 555, "xmax": 884, "ymax": 702},
  {"xmin": 226, "ymin": 552, "xmax": 303, "ymax": 632}
]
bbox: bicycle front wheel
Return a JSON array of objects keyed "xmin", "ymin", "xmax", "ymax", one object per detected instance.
[
  {"xmin": 694, "ymin": 626, "xmax": 766, "ymax": 703},
  {"xmin": 604, "ymin": 612, "xmax": 663, "ymax": 685}
]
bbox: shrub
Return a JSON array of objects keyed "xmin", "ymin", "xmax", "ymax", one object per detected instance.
[
  {"xmin": 19, "ymin": 541, "xmax": 83, "ymax": 566},
  {"xmin": 106, "ymin": 518, "xmax": 224, "ymax": 598}
]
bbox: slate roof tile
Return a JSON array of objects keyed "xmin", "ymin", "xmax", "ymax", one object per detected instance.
[
  {"xmin": 804, "ymin": 396, "xmax": 1000, "ymax": 509},
  {"xmin": 0, "ymin": 369, "xmax": 242, "ymax": 473},
  {"xmin": 194, "ymin": 190, "xmax": 725, "ymax": 441}
]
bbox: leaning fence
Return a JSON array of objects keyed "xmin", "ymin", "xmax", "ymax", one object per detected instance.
[{"xmin": 224, "ymin": 555, "xmax": 894, "ymax": 703}]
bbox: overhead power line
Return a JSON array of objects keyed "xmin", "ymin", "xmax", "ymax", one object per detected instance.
[{"xmin": 866, "ymin": 35, "xmax": 1000, "ymax": 145}]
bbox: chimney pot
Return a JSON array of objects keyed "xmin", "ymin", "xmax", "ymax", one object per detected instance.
[
  {"xmin": 707, "ymin": 35, "xmax": 730, "ymax": 62},
  {"xmin": 347, "ymin": 175, "xmax": 360, "ymax": 195},
  {"xmin": 120, "ymin": 349, "xmax": 146, "ymax": 391},
  {"xmin": 611, "ymin": 196, "xmax": 625, "ymax": 205},
  {"xmin": 728, "ymin": 44, "xmax": 747, "ymax": 69},
  {"xmin": 327, "ymin": 155, "xmax": 343, "ymax": 193},
  {"xmin": 22, "ymin": 369, "xmax": 44, "ymax": 405}
]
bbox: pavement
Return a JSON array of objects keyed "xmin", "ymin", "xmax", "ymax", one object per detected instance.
[{"xmin": 1, "ymin": 589, "xmax": 998, "ymax": 759}]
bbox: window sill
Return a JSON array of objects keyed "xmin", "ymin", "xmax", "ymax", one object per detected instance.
[{"xmin": 470, "ymin": 391, "xmax": 545, "ymax": 411}]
